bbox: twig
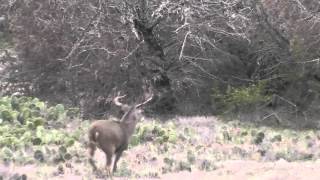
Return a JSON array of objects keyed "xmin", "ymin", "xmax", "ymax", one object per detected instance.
[
  {"xmin": 273, "ymin": 94, "xmax": 297, "ymax": 109},
  {"xmin": 58, "ymin": 0, "xmax": 104, "ymax": 69},
  {"xmin": 179, "ymin": 31, "xmax": 191, "ymax": 61},
  {"xmin": 122, "ymin": 41, "xmax": 144, "ymax": 60},
  {"xmin": 261, "ymin": 112, "xmax": 282, "ymax": 124}
]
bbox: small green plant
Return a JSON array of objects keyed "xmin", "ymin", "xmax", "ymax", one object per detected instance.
[
  {"xmin": 114, "ymin": 161, "xmax": 133, "ymax": 177},
  {"xmin": 199, "ymin": 159, "xmax": 216, "ymax": 171},
  {"xmin": 187, "ymin": 150, "xmax": 196, "ymax": 164},
  {"xmin": 175, "ymin": 161, "xmax": 191, "ymax": 172},
  {"xmin": 253, "ymin": 132, "xmax": 265, "ymax": 145},
  {"xmin": 130, "ymin": 121, "xmax": 178, "ymax": 147},
  {"xmin": 0, "ymin": 31, "xmax": 13, "ymax": 49}
]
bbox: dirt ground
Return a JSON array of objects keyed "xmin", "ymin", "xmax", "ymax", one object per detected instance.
[
  {"xmin": 162, "ymin": 160, "xmax": 320, "ymax": 180},
  {"xmin": 2, "ymin": 159, "xmax": 320, "ymax": 180}
]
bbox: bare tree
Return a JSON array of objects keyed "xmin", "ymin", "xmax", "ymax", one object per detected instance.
[{"xmin": 2, "ymin": 0, "xmax": 320, "ymax": 123}]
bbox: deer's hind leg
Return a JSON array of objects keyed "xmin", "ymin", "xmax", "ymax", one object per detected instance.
[
  {"xmin": 113, "ymin": 149, "xmax": 124, "ymax": 173},
  {"xmin": 103, "ymin": 146, "xmax": 116, "ymax": 179},
  {"xmin": 88, "ymin": 141, "xmax": 98, "ymax": 171},
  {"xmin": 105, "ymin": 154, "xmax": 113, "ymax": 179}
]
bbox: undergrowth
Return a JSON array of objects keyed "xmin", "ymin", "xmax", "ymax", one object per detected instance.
[
  {"xmin": 0, "ymin": 96, "xmax": 80, "ymax": 164},
  {"xmin": 212, "ymin": 81, "xmax": 271, "ymax": 114},
  {"xmin": 2, "ymin": 95, "xmax": 320, "ymax": 179}
]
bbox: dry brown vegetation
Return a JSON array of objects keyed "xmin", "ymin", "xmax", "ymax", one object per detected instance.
[
  {"xmin": 0, "ymin": 0, "xmax": 319, "ymax": 125},
  {"xmin": 1, "ymin": 0, "xmax": 320, "ymax": 179}
]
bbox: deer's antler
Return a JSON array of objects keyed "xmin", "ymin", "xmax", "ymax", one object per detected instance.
[
  {"xmin": 113, "ymin": 94, "xmax": 126, "ymax": 107},
  {"xmin": 136, "ymin": 92, "xmax": 153, "ymax": 108},
  {"xmin": 113, "ymin": 93, "xmax": 131, "ymax": 111}
]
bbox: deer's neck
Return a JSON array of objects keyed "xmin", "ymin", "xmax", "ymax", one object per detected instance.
[
  {"xmin": 121, "ymin": 121, "xmax": 138, "ymax": 138},
  {"xmin": 119, "ymin": 106, "xmax": 139, "ymax": 138}
]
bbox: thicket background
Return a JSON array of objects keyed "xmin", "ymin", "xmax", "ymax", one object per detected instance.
[{"xmin": 1, "ymin": 0, "xmax": 320, "ymax": 128}]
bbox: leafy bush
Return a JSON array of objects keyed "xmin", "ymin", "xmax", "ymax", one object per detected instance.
[
  {"xmin": 212, "ymin": 81, "xmax": 271, "ymax": 113},
  {"xmin": 0, "ymin": 95, "xmax": 80, "ymax": 163}
]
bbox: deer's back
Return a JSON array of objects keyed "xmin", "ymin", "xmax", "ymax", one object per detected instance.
[{"xmin": 89, "ymin": 120, "xmax": 126, "ymax": 149}]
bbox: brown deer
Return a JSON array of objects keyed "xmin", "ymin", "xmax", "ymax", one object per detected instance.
[{"xmin": 88, "ymin": 93, "xmax": 153, "ymax": 178}]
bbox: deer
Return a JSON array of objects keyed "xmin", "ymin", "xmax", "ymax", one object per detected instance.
[{"xmin": 88, "ymin": 92, "xmax": 153, "ymax": 179}]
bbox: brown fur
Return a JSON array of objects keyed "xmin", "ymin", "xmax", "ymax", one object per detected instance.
[
  {"xmin": 88, "ymin": 94, "xmax": 152, "ymax": 177},
  {"xmin": 88, "ymin": 119, "xmax": 130, "ymax": 173}
]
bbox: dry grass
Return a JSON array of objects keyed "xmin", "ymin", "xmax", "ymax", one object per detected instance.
[{"xmin": 2, "ymin": 116, "xmax": 320, "ymax": 179}]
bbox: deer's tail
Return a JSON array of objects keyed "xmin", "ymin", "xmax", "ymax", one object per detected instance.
[{"xmin": 88, "ymin": 126, "xmax": 99, "ymax": 144}]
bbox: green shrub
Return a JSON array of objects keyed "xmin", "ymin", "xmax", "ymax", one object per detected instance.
[
  {"xmin": 212, "ymin": 81, "xmax": 271, "ymax": 113},
  {"xmin": 0, "ymin": 95, "xmax": 80, "ymax": 164},
  {"xmin": 0, "ymin": 31, "xmax": 13, "ymax": 49},
  {"xmin": 130, "ymin": 121, "xmax": 178, "ymax": 147}
]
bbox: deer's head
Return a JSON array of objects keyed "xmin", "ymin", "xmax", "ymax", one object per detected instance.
[{"xmin": 113, "ymin": 92, "xmax": 153, "ymax": 124}]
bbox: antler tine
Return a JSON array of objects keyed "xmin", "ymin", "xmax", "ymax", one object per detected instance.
[
  {"xmin": 136, "ymin": 93, "xmax": 153, "ymax": 108},
  {"xmin": 113, "ymin": 94, "xmax": 127, "ymax": 107}
]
